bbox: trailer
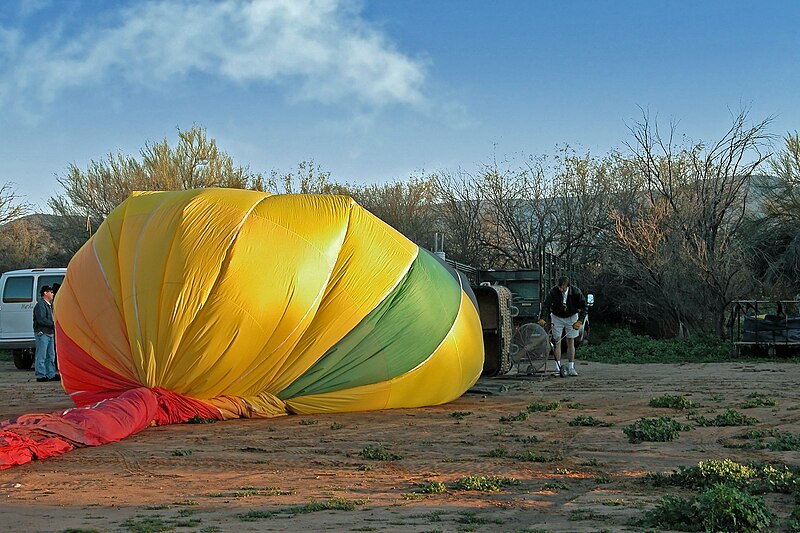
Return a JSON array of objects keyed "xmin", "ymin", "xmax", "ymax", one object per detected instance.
[{"xmin": 728, "ymin": 300, "xmax": 800, "ymax": 356}]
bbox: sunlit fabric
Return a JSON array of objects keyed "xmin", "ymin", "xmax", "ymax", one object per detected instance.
[{"xmin": 1, "ymin": 189, "xmax": 483, "ymax": 469}]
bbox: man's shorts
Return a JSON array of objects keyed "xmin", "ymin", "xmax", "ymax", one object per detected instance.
[{"xmin": 551, "ymin": 313, "xmax": 579, "ymax": 340}]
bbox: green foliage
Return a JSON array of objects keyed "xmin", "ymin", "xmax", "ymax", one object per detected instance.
[
  {"xmin": 541, "ymin": 481, "xmax": 568, "ymax": 492},
  {"xmin": 640, "ymin": 484, "xmax": 774, "ymax": 532},
  {"xmin": 579, "ymin": 328, "xmax": 733, "ymax": 363},
  {"xmin": 646, "ymin": 458, "xmax": 800, "ymax": 494},
  {"xmin": 499, "ymin": 411, "xmax": 529, "ymax": 422},
  {"xmin": 450, "ymin": 411, "xmax": 473, "ymax": 419},
  {"xmin": 170, "ymin": 449, "xmax": 192, "ymax": 457},
  {"xmin": 455, "ymin": 476, "xmax": 519, "ymax": 492},
  {"xmin": 330, "ymin": 422, "xmax": 345, "ymax": 430},
  {"xmin": 649, "ymin": 394, "xmax": 699, "ymax": 409},
  {"xmin": 739, "ymin": 392, "xmax": 777, "ymax": 409},
  {"xmin": 485, "ymin": 446, "xmax": 510, "ymax": 458},
  {"xmin": 623, "ymin": 416, "xmax": 690, "ymax": 443},
  {"xmin": 698, "ymin": 484, "xmax": 774, "ymax": 532},
  {"xmin": 417, "ymin": 481, "xmax": 447, "ymax": 494},
  {"xmin": 239, "ymin": 510, "xmax": 274, "ymax": 521},
  {"xmin": 298, "ymin": 418, "xmax": 318, "ymax": 425},
  {"xmin": 526, "ymin": 401, "xmax": 560, "ymax": 412},
  {"xmin": 120, "ymin": 516, "xmax": 176, "ymax": 532},
  {"xmin": 185, "ymin": 416, "xmax": 217, "ymax": 424},
  {"xmin": 568, "ymin": 415, "xmax": 613, "ymax": 427},
  {"xmin": 359, "ymin": 443, "xmax": 402, "ymax": 461},
  {"xmin": 517, "ymin": 451, "xmax": 561, "ymax": 462},
  {"xmin": 789, "ymin": 506, "xmax": 800, "ymax": 532},
  {"xmin": 693, "ymin": 408, "xmax": 758, "ymax": 427}
]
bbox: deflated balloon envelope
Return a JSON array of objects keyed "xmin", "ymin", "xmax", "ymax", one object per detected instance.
[{"xmin": 56, "ymin": 188, "xmax": 485, "ymax": 418}]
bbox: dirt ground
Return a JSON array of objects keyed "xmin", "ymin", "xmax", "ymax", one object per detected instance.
[{"xmin": 0, "ymin": 358, "xmax": 797, "ymax": 533}]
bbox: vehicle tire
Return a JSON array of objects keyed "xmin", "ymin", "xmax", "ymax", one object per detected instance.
[{"xmin": 13, "ymin": 349, "xmax": 34, "ymax": 370}]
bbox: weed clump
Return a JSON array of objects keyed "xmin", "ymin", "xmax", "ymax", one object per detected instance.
[
  {"xmin": 569, "ymin": 415, "xmax": 613, "ymax": 427},
  {"xmin": 693, "ymin": 408, "xmax": 758, "ymax": 427},
  {"xmin": 527, "ymin": 401, "xmax": 560, "ymax": 412},
  {"xmin": 623, "ymin": 416, "xmax": 690, "ymax": 443},
  {"xmin": 639, "ymin": 483, "xmax": 774, "ymax": 532},
  {"xmin": 359, "ymin": 443, "xmax": 402, "ymax": 461},
  {"xmin": 649, "ymin": 394, "xmax": 698, "ymax": 409},
  {"xmin": 499, "ymin": 411, "xmax": 529, "ymax": 423},
  {"xmin": 740, "ymin": 392, "xmax": 777, "ymax": 409},
  {"xmin": 455, "ymin": 475, "xmax": 519, "ymax": 492}
]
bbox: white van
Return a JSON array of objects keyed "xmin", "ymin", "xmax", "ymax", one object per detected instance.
[{"xmin": 0, "ymin": 268, "xmax": 67, "ymax": 369}]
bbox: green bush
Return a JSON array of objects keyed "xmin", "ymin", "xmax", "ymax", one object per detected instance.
[
  {"xmin": 623, "ymin": 416, "xmax": 690, "ymax": 443},
  {"xmin": 649, "ymin": 394, "xmax": 699, "ymax": 409},
  {"xmin": 693, "ymin": 408, "xmax": 758, "ymax": 427},
  {"xmin": 640, "ymin": 484, "xmax": 773, "ymax": 532},
  {"xmin": 359, "ymin": 443, "xmax": 402, "ymax": 461},
  {"xmin": 454, "ymin": 475, "xmax": 518, "ymax": 492},
  {"xmin": 697, "ymin": 484, "xmax": 774, "ymax": 532},
  {"xmin": 580, "ymin": 328, "xmax": 732, "ymax": 363}
]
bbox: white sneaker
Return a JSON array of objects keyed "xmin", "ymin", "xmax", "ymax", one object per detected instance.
[{"xmin": 567, "ymin": 367, "xmax": 578, "ymax": 376}]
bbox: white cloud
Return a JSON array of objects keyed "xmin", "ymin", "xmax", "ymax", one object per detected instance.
[{"xmin": 1, "ymin": 0, "xmax": 426, "ymax": 109}]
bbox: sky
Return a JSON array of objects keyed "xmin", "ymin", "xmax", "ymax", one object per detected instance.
[{"xmin": 1, "ymin": 0, "xmax": 798, "ymax": 210}]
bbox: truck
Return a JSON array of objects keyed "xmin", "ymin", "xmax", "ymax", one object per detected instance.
[{"xmin": 0, "ymin": 268, "xmax": 67, "ymax": 369}]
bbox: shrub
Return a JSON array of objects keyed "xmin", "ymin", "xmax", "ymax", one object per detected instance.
[
  {"xmin": 693, "ymin": 409, "xmax": 758, "ymax": 427},
  {"xmin": 527, "ymin": 401, "xmax": 560, "ymax": 412},
  {"xmin": 697, "ymin": 484, "xmax": 774, "ymax": 532},
  {"xmin": 649, "ymin": 394, "xmax": 698, "ymax": 409},
  {"xmin": 579, "ymin": 328, "xmax": 732, "ymax": 363},
  {"xmin": 455, "ymin": 476, "xmax": 519, "ymax": 492},
  {"xmin": 623, "ymin": 417, "xmax": 690, "ymax": 443},
  {"xmin": 640, "ymin": 484, "xmax": 773, "ymax": 532},
  {"xmin": 359, "ymin": 443, "xmax": 402, "ymax": 461}
]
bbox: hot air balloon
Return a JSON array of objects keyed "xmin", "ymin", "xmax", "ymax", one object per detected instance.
[{"xmin": 0, "ymin": 189, "xmax": 483, "ymax": 469}]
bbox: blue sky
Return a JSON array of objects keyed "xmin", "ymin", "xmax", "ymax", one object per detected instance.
[{"xmin": 1, "ymin": 0, "xmax": 798, "ymax": 209}]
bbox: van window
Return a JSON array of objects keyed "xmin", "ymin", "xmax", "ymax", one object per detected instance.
[
  {"xmin": 3, "ymin": 276, "xmax": 34, "ymax": 303},
  {"xmin": 37, "ymin": 275, "xmax": 65, "ymax": 296}
]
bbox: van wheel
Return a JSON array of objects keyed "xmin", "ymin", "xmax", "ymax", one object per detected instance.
[{"xmin": 12, "ymin": 349, "xmax": 34, "ymax": 370}]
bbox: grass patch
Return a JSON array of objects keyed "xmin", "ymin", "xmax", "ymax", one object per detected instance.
[
  {"xmin": 740, "ymin": 392, "xmax": 777, "ymax": 409},
  {"xmin": 638, "ymin": 484, "xmax": 774, "ymax": 532},
  {"xmin": 580, "ymin": 328, "xmax": 733, "ymax": 363},
  {"xmin": 623, "ymin": 416, "xmax": 691, "ymax": 443},
  {"xmin": 517, "ymin": 451, "xmax": 561, "ymax": 462},
  {"xmin": 527, "ymin": 401, "xmax": 560, "ymax": 412},
  {"xmin": 568, "ymin": 415, "xmax": 613, "ymax": 427},
  {"xmin": 693, "ymin": 408, "xmax": 758, "ymax": 427},
  {"xmin": 120, "ymin": 516, "xmax": 176, "ymax": 532},
  {"xmin": 646, "ymin": 458, "xmax": 799, "ymax": 494},
  {"xmin": 485, "ymin": 446, "xmax": 511, "ymax": 458},
  {"xmin": 499, "ymin": 411, "xmax": 529, "ymax": 422},
  {"xmin": 185, "ymin": 416, "xmax": 217, "ymax": 424},
  {"xmin": 330, "ymin": 422, "xmax": 345, "ymax": 430},
  {"xmin": 455, "ymin": 475, "xmax": 519, "ymax": 492},
  {"xmin": 649, "ymin": 394, "xmax": 699, "ymax": 409},
  {"xmin": 416, "ymin": 481, "xmax": 446, "ymax": 494},
  {"xmin": 359, "ymin": 443, "xmax": 402, "ymax": 461},
  {"xmin": 299, "ymin": 418, "xmax": 318, "ymax": 425},
  {"xmin": 170, "ymin": 449, "xmax": 192, "ymax": 457},
  {"xmin": 450, "ymin": 411, "xmax": 473, "ymax": 419}
]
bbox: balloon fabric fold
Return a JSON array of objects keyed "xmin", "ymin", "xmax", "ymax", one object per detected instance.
[{"xmin": 0, "ymin": 189, "xmax": 484, "ymax": 469}]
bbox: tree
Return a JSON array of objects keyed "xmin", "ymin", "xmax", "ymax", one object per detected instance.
[
  {"xmin": 49, "ymin": 126, "xmax": 264, "ymax": 257},
  {"xmin": 742, "ymin": 132, "xmax": 800, "ymax": 296},
  {"xmin": 608, "ymin": 110, "xmax": 772, "ymax": 335},
  {"xmin": 0, "ymin": 184, "xmax": 26, "ymax": 226},
  {"xmin": 350, "ymin": 175, "xmax": 438, "ymax": 248},
  {"xmin": 431, "ymin": 169, "xmax": 486, "ymax": 267}
]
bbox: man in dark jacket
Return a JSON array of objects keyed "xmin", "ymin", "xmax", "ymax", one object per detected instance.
[
  {"xmin": 538, "ymin": 276, "xmax": 587, "ymax": 377},
  {"xmin": 33, "ymin": 285, "xmax": 59, "ymax": 382}
]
